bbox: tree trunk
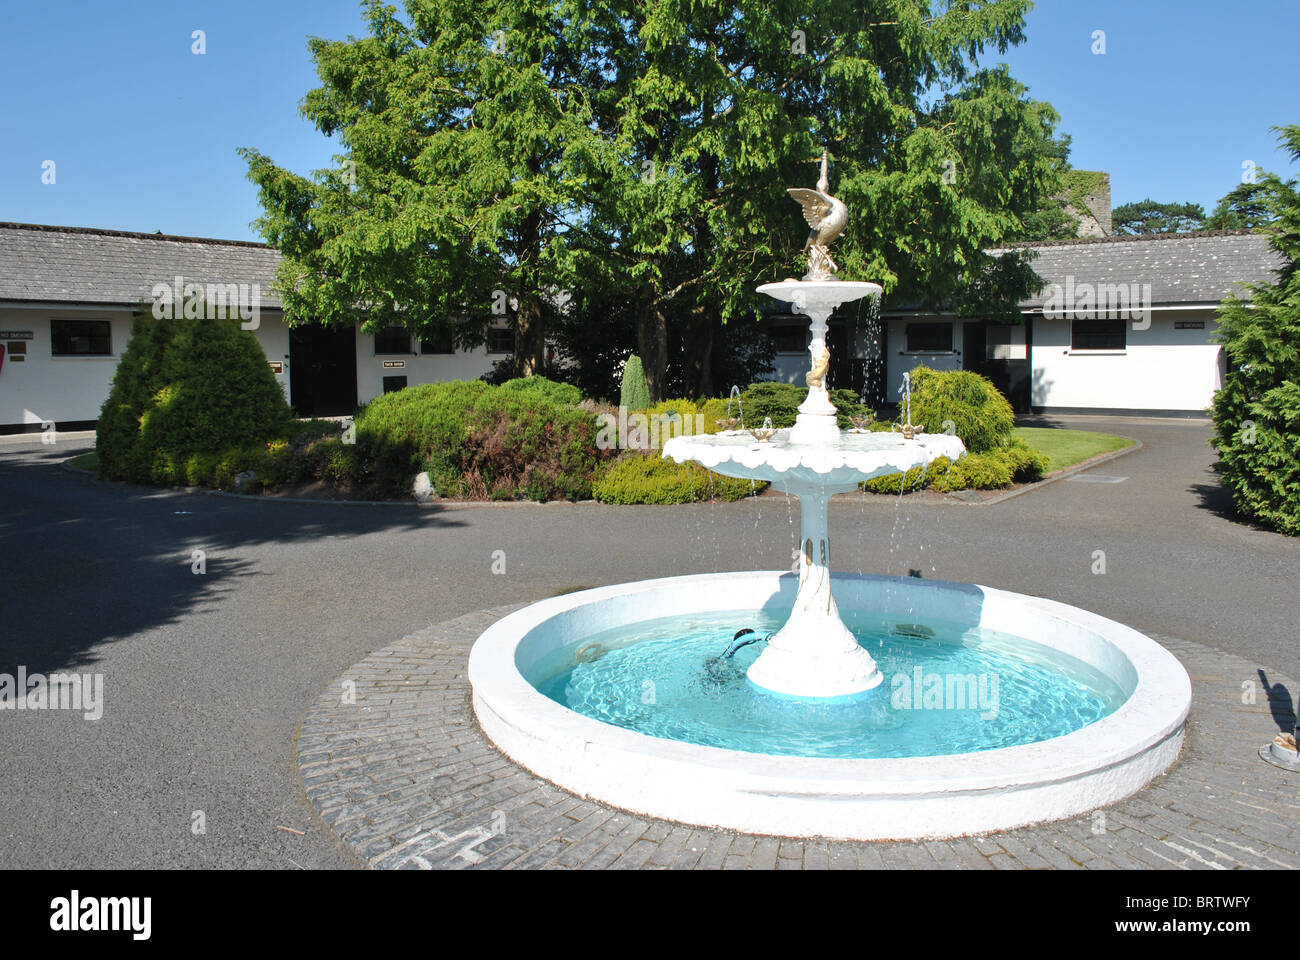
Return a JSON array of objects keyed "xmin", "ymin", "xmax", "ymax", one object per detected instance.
[
  {"xmin": 635, "ymin": 291, "xmax": 668, "ymax": 402},
  {"xmin": 513, "ymin": 203, "xmax": 546, "ymax": 376},
  {"xmin": 683, "ymin": 114, "xmax": 718, "ymax": 400},
  {"xmin": 685, "ymin": 304, "xmax": 714, "ymax": 398},
  {"xmin": 515, "ymin": 290, "xmax": 545, "ymax": 376}
]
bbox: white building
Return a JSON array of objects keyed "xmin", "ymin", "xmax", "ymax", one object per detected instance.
[
  {"xmin": 0, "ymin": 222, "xmax": 501, "ymax": 432},
  {"xmin": 0, "ymin": 222, "xmax": 1286, "ymax": 432},
  {"xmin": 765, "ymin": 230, "xmax": 1283, "ymax": 417}
]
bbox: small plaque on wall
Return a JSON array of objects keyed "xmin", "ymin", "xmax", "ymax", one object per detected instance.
[
  {"xmin": 382, "ymin": 360, "xmax": 405, "ymax": 368},
  {"xmin": 1174, "ymin": 321, "xmax": 1205, "ymax": 330},
  {"xmin": 0, "ymin": 331, "xmax": 34, "ymax": 340},
  {"xmin": 267, "ymin": 360, "xmax": 283, "ymax": 374}
]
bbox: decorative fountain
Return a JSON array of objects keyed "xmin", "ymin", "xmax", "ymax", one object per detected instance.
[{"xmin": 468, "ymin": 151, "xmax": 1191, "ymax": 840}]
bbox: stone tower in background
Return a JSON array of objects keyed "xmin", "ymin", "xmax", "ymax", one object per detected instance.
[{"xmin": 1064, "ymin": 172, "xmax": 1112, "ymax": 237}]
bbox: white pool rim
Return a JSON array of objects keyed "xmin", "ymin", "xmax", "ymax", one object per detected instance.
[{"xmin": 468, "ymin": 571, "xmax": 1191, "ymax": 841}]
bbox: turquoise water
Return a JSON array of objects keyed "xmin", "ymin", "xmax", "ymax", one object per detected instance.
[{"xmin": 528, "ymin": 610, "xmax": 1128, "ymax": 759}]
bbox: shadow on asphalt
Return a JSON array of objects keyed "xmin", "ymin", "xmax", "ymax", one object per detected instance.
[
  {"xmin": 1186, "ymin": 459, "xmax": 1277, "ymax": 532},
  {"xmin": 1257, "ymin": 670, "xmax": 1298, "ymax": 734},
  {"xmin": 0, "ymin": 447, "xmax": 465, "ymax": 676},
  {"xmin": 1187, "ymin": 479, "xmax": 1247, "ymax": 525}
]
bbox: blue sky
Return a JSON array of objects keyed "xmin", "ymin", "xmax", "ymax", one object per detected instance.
[{"xmin": 1, "ymin": 0, "xmax": 1296, "ymax": 241}]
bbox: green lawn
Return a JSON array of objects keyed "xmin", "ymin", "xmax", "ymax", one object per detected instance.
[
  {"xmin": 67, "ymin": 451, "xmax": 99, "ymax": 472},
  {"xmin": 1011, "ymin": 427, "xmax": 1135, "ymax": 474}
]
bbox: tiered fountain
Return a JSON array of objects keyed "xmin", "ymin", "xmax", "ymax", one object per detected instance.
[{"xmin": 468, "ymin": 152, "xmax": 1190, "ymax": 840}]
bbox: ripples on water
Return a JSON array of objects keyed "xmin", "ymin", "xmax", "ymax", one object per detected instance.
[{"xmin": 529, "ymin": 610, "xmax": 1127, "ymax": 759}]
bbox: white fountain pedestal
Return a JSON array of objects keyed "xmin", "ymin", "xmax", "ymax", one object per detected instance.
[
  {"xmin": 757, "ymin": 280, "xmax": 882, "ymax": 447},
  {"xmin": 662, "ymin": 429, "xmax": 967, "ymax": 699},
  {"xmin": 748, "ymin": 480, "xmax": 882, "ymax": 698}
]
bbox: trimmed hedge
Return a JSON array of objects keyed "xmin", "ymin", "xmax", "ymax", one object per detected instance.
[
  {"xmin": 97, "ymin": 306, "xmax": 293, "ymax": 484},
  {"xmin": 351, "ymin": 380, "xmax": 606, "ymax": 500},
  {"xmin": 733, "ymin": 381, "xmax": 869, "ymax": 430},
  {"xmin": 353, "ymin": 380, "xmax": 492, "ymax": 494},
  {"xmin": 1210, "ymin": 279, "xmax": 1300, "ymax": 535},
  {"xmin": 456, "ymin": 390, "xmax": 605, "ymax": 500},
  {"xmin": 904, "ymin": 366, "xmax": 1013, "ymax": 453},
  {"xmin": 498, "ymin": 375, "xmax": 583, "ymax": 407},
  {"xmin": 620, "ymin": 355, "xmax": 651, "ymax": 412},
  {"xmin": 593, "ymin": 454, "xmax": 765, "ymax": 504}
]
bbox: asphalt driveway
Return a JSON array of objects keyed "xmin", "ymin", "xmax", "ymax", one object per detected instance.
[{"xmin": 0, "ymin": 416, "xmax": 1295, "ymax": 868}]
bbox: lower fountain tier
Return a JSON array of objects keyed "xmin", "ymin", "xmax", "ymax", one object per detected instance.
[
  {"xmin": 467, "ymin": 571, "xmax": 1192, "ymax": 841},
  {"xmin": 663, "ymin": 428, "xmax": 967, "ymax": 699},
  {"xmin": 661, "ymin": 428, "xmax": 967, "ymax": 488}
]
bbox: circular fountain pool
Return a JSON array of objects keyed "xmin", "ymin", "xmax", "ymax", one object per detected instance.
[{"xmin": 469, "ymin": 571, "xmax": 1191, "ymax": 841}]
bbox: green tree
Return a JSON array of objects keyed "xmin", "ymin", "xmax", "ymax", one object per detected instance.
[
  {"xmin": 241, "ymin": 0, "xmax": 600, "ymax": 376},
  {"xmin": 1205, "ymin": 180, "xmax": 1289, "ymax": 230},
  {"xmin": 571, "ymin": 0, "xmax": 1064, "ymax": 396},
  {"xmin": 1210, "ymin": 126, "xmax": 1300, "ymax": 535},
  {"xmin": 245, "ymin": 0, "xmax": 1063, "ymax": 399},
  {"xmin": 1111, "ymin": 199, "xmax": 1205, "ymax": 235}
]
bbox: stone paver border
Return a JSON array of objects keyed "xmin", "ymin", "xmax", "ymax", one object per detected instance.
[{"xmin": 298, "ymin": 605, "xmax": 1299, "ymax": 869}]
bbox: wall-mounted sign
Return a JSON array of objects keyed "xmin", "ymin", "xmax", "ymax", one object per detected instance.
[
  {"xmin": 0, "ymin": 331, "xmax": 34, "ymax": 340},
  {"xmin": 382, "ymin": 360, "xmax": 405, "ymax": 368},
  {"xmin": 267, "ymin": 360, "xmax": 284, "ymax": 374},
  {"xmin": 1174, "ymin": 321, "xmax": 1205, "ymax": 330}
]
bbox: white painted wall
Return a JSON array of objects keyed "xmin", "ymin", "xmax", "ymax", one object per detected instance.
[
  {"xmin": 0, "ymin": 306, "xmax": 499, "ymax": 429},
  {"xmin": 0, "ymin": 307, "xmax": 296, "ymax": 428},
  {"xmin": 353, "ymin": 326, "xmax": 496, "ymax": 405},
  {"xmin": 1031, "ymin": 307, "xmax": 1224, "ymax": 412},
  {"xmin": 885, "ymin": 316, "xmax": 962, "ymax": 399},
  {"xmin": 257, "ymin": 312, "xmax": 291, "ymax": 402},
  {"xmin": 0, "ymin": 307, "xmax": 133, "ymax": 427}
]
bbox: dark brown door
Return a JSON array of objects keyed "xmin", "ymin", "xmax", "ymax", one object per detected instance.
[{"xmin": 289, "ymin": 324, "xmax": 357, "ymax": 416}]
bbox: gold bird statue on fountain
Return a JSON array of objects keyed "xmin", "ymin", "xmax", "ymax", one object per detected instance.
[{"xmin": 787, "ymin": 149, "xmax": 848, "ymax": 282}]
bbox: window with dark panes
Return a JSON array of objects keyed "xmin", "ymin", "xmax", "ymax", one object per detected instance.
[
  {"xmin": 1071, "ymin": 317, "xmax": 1126, "ymax": 351},
  {"xmin": 487, "ymin": 328, "xmax": 514, "ymax": 354},
  {"xmin": 905, "ymin": 322, "xmax": 952, "ymax": 353},
  {"xmin": 771, "ymin": 325, "xmax": 807, "ymax": 353},
  {"xmin": 420, "ymin": 330, "xmax": 454, "ymax": 354},
  {"xmin": 374, "ymin": 326, "xmax": 411, "ymax": 355},
  {"xmin": 51, "ymin": 319, "xmax": 111, "ymax": 356}
]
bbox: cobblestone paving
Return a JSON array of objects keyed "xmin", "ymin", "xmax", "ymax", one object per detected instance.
[{"xmin": 297, "ymin": 605, "xmax": 1300, "ymax": 870}]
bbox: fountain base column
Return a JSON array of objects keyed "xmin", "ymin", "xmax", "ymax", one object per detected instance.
[{"xmin": 746, "ymin": 483, "xmax": 883, "ymax": 699}]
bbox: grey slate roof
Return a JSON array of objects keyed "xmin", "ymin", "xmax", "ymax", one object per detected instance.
[
  {"xmin": 0, "ymin": 222, "xmax": 282, "ymax": 308},
  {"xmin": 993, "ymin": 230, "xmax": 1284, "ymax": 309},
  {"xmin": 0, "ymin": 223, "xmax": 1286, "ymax": 314}
]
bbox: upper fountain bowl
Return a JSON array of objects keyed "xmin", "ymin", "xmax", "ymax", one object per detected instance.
[{"xmin": 758, "ymin": 279, "xmax": 883, "ymax": 316}]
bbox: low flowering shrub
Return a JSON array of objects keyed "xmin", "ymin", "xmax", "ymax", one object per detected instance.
[
  {"xmin": 861, "ymin": 457, "xmax": 952, "ymax": 495},
  {"xmin": 861, "ymin": 439, "xmax": 1046, "ymax": 495},
  {"xmin": 498, "ymin": 375, "xmax": 583, "ymax": 407},
  {"xmin": 593, "ymin": 454, "xmax": 766, "ymax": 504},
  {"xmin": 456, "ymin": 390, "xmax": 608, "ymax": 501}
]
